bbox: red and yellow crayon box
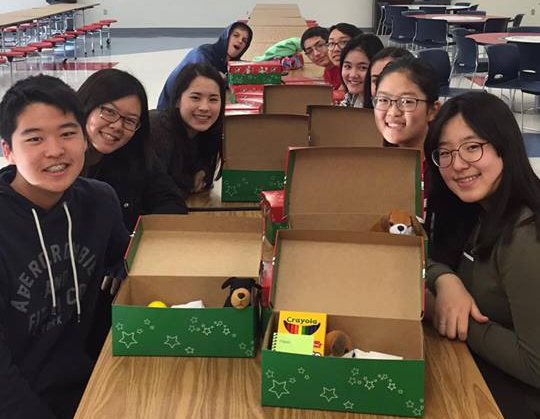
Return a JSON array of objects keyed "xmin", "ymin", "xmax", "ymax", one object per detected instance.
[{"xmin": 277, "ymin": 310, "xmax": 327, "ymax": 356}]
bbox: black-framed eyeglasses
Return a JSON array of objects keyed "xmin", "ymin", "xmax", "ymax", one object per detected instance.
[
  {"xmin": 99, "ymin": 105, "xmax": 141, "ymax": 131},
  {"xmin": 304, "ymin": 40, "xmax": 328, "ymax": 55},
  {"xmin": 372, "ymin": 96, "xmax": 429, "ymax": 112},
  {"xmin": 326, "ymin": 40, "xmax": 349, "ymax": 50},
  {"xmin": 431, "ymin": 141, "xmax": 490, "ymax": 168}
]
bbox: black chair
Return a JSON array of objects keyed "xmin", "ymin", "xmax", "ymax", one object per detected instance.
[
  {"xmin": 450, "ymin": 27, "xmax": 488, "ymax": 86},
  {"xmin": 377, "ymin": 2, "xmax": 389, "ymax": 35},
  {"xmin": 413, "ymin": 19, "xmax": 450, "ymax": 49},
  {"xmin": 483, "ymin": 18, "xmax": 510, "ymax": 33},
  {"xmin": 455, "ymin": 2, "xmax": 471, "ymax": 5},
  {"xmin": 510, "ymin": 14, "xmax": 525, "ymax": 28},
  {"xmin": 420, "ymin": 6, "xmax": 447, "ymax": 14},
  {"xmin": 390, "ymin": 12, "xmax": 417, "ymax": 47},
  {"xmin": 417, "ymin": 48, "xmax": 475, "ymax": 97},
  {"xmin": 509, "ymin": 26, "xmax": 540, "ymax": 33},
  {"xmin": 456, "ymin": 10, "xmax": 486, "ymax": 14},
  {"xmin": 383, "ymin": 6, "xmax": 408, "ymax": 36},
  {"xmin": 469, "ymin": 4, "xmax": 479, "ymax": 10}
]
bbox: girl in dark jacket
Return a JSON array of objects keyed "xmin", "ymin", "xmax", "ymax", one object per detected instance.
[
  {"xmin": 78, "ymin": 68, "xmax": 187, "ymax": 231},
  {"xmin": 150, "ymin": 63, "xmax": 225, "ymax": 194}
]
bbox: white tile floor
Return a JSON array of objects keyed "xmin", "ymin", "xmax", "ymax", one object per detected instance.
[{"xmin": 0, "ymin": 38, "xmax": 539, "ymax": 175}]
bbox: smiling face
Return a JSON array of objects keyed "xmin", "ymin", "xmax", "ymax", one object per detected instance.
[
  {"xmin": 303, "ymin": 35, "xmax": 331, "ymax": 68},
  {"xmin": 86, "ymin": 95, "xmax": 141, "ymax": 155},
  {"xmin": 438, "ymin": 114, "xmax": 503, "ymax": 206},
  {"xmin": 328, "ymin": 29, "xmax": 351, "ymax": 66},
  {"xmin": 374, "ymin": 71, "xmax": 438, "ymax": 148},
  {"xmin": 342, "ymin": 48, "xmax": 370, "ymax": 95},
  {"xmin": 227, "ymin": 27, "xmax": 250, "ymax": 59},
  {"xmin": 177, "ymin": 75, "xmax": 221, "ymax": 138},
  {"xmin": 2, "ymin": 103, "xmax": 86, "ymax": 209}
]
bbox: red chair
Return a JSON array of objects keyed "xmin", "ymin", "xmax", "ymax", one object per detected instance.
[
  {"xmin": 1, "ymin": 26, "xmax": 18, "ymax": 50},
  {"xmin": 98, "ymin": 19, "xmax": 117, "ymax": 47},
  {"xmin": 77, "ymin": 24, "xmax": 101, "ymax": 54},
  {"xmin": 0, "ymin": 50, "xmax": 26, "ymax": 82}
]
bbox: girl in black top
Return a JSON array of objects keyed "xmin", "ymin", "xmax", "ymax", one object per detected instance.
[{"xmin": 78, "ymin": 68, "xmax": 187, "ymax": 231}]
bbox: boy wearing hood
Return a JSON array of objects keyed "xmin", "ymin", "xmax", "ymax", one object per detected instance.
[
  {"xmin": 157, "ymin": 22, "xmax": 253, "ymax": 110},
  {"xmin": 0, "ymin": 75, "xmax": 130, "ymax": 418}
]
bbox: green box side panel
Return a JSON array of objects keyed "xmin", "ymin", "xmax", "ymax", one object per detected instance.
[
  {"xmin": 264, "ymin": 212, "xmax": 289, "ymax": 245},
  {"xmin": 222, "ymin": 169, "xmax": 285, "ymax": 202},
  {"xmin": 228, "ymin": 73, "xmax": 282, "ymax": 85},
  {"xmin": 112, "ymin": 306, "xmax": 256, "ymax": 358},
  {"xmin": 261, "ymin": 350, "xmax": 425, "ymax": 417}
]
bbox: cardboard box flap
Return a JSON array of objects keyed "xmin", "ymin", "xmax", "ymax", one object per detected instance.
[
  {"xmin": 307, "ymin": 105, "xmax": 382, "ymax": 147},
  {"xmin": 263, "ymin": 85, "xmax": 332, "ymax": 115},
  {"xmin": 224, "ymin": 114, "xmax": 309, "ymax": 170},
  {"xmin": 126, "ymin": 215, "xmax": 262, "ymax": 278},
  {"xmin": 285, "ymin": 147, "xmax": 422, "ymax": 222},
  {"xmin": 273, "ymin": 230, "xmax": 423, "ymax": 321}
]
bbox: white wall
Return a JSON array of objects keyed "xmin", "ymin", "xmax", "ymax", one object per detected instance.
[
  {"xmin": 77, "ymin": 0, "xmax": 373, "ymax": 29},
  {"xmin": 0, "ymin": 0, "xmax": 44, "ymax": 13},
  {"xmin": 476, "ymin": 0, "xmax": 540, "ymax": 25}
]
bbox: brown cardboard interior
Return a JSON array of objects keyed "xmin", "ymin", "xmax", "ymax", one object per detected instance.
[
  {"xmin": 263, "ymin": 85, "xmax": 332, "ymax": 115},
  {"xmin": 129, "ymin": 215, "xmax": 261, "ymax": 278},
  {"xmin": 273, "ymin": 230, "xmax": 422, "ymax": 321},
  {"xmin": 287, "ymin": 147, "xmax": 419, "ymax": 227},
  {"xmin": 263, "ymin": 312, "xmax": 423, "ymax": 360},
  {"xmin": 288, "ymin": 213, "xmax": 382, "ymax": 232},
  {"xmin": 248, "ymin": 16, "xmax": 307, "ymax": 26},
  {"xmin": 115, "ymin": 275, "xmax": 234, "ymax": 308},
  {"xmin": 224, "ymin": 115, "xmax": 309, "ymax": 170},
  {"xmin": 249, "ymin": 26, "xmax": 306, "ymax": 42},
  {"xmin": 308, "ymin": 106, "xmax": 382, "ymax": 147}
]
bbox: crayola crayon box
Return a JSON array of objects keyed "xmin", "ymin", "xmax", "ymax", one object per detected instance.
[{"xmin": 277, "ymin": 311, "xmax": 326, "ymax": 356}]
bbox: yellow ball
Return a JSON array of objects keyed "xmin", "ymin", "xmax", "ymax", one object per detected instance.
[{"xmin": 147, "ymin": 300, "xmax": 167, "ymax": 308}]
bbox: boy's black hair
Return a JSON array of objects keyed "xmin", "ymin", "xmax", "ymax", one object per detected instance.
[
  {"xmin": 363, "ymin": 47, "xmax": 414, "ymax": 109},
  {"xmin": 425, "ymin": 92, "xmax": 540, "ymax": 266},
  {"xmin": 0, "ymin": 74, "xmax": 85, "ymax": 148},
  {"xmin": 328, "ymin": 23, "xmax": 363, "ymax": 39},
  {"xmin": 376, "ymin": 57, "xmax": 440, "ymax": 105},
  {"xmin": 300, "ymin": 26, "xmax": 329, "ymax": 50}
]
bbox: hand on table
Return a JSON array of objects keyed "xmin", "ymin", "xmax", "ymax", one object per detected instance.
[{"xmin": 433, "ymin": 273, "xmax": 489, "ymax": 341}]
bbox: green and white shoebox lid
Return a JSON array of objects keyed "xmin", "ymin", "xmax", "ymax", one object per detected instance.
[{"xmin": 112, "ymin": 214, "xmax": 262, "ymax": 358}]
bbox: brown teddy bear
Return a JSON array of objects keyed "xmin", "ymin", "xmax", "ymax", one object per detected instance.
[{"xmin": 371, "ymin": 209, "xmax": 424, "ymax": 236}]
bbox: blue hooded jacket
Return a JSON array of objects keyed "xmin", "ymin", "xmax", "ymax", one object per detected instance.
[{"xmin": 157, "ymin": 22, "xmax": 253, "ymax": 110}]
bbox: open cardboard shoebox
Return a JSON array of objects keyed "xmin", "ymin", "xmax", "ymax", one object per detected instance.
[
  {"xmin": 261, "ymin": 229, "xmax": 425, "ymax": 417},
  {"xmin": 112, "ymin": 214, "xmax": 262, "ymax": 358},
  {"xmin": 222, "ymin": 114, "xmax": 309, "ymax": 202}
]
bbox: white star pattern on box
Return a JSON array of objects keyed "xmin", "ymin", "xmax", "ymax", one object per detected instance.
[
  {"xmin": 320, "ymin": 387, "xmax": 338, "ymax": 403},
  {"xmin": 188, "ymin": 325, "xmax": 196, "ymax": 333},
  {"xmin": 304, "ymin": 375, "xmax": 310, "ymax": 380},
  {"xmin": 119, "ymin": 331, "xmax": 137, "ymax": 349},
  {"xmin": 223, "ymin": 327, "xmax": 231, "ymax": 335},
  {"xmin": 185, "ymin": 346, "xmax": 195, "ymax": 354},
  {"xmin": 245, "ymin": 349, "xmax": 253, "ymax": 356},
  {"xmin": 239, "ymin": 342, "xmax": 246, "ymax": 349},
  {"xmin": 351, "ymin": 367, "xmax": 359, "ymax": 376},
  {"xmin": 364, "ymin": 380, "xmax": 375, "ymax": 390},
  {"xmin": 265, "ymin": 370, "xmax": 275, "ymax": 379},
  {"xmin": 190, "ymin": 317, "xmax": 198, "ymax": 324},
  {"xmin": 164, "ymin": 335, "xmax": 181, "ymax": 349},
  {"xmin": 297, "ymin": 367, "xmax": 305, "ymax": 374},
  {"xmin": 143, "ymin": 319, "xmax": 151, "ymax": 325},
  {"xmin": 289, "ymin": 378, "xmax": 296, "ymax": 384},
  {"xmin": 136, "ymin": 329, "xmax": 143, "ymax": 334},
  {"xmin": 348, "ymin": 377, "xmax": 357, "ymax": 386},
  {"xmin": 343, "ymin": 400, "xmax": 354, "ymax": 410},
  {"xmin": 413, "ymin": 408, "xmax": 422, "ymax": 416},
  {"xmin": 115, "ymin": 323, "xmax": 124, "ymax": 331},
  {"xmin": 388, "ymin": 382, "xmax": 397, "ymax": 391},
  {"xmin": 149, "ymin": 325, "xmax": 155, "ymax": 330},
  {"xmin": 406, "ymin": 400, "xmax": 414, "ymax": 408},
  {"xmin": 202, "ymin": 327, "xmax": 212, "ymax": 336},
  {"xmin": 268, "ymin": 380, "xmax": 289, "ymax": 399}
]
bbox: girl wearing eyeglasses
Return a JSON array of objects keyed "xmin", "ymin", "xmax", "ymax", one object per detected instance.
[
  {"xmin": 150, "ymin": 63, "xmax": 224, "ymax": 195},
  {"xmin": 373, "ymin": 57, "xmax": 440, "ymax": 148},
  {"xmin": 339, "ymin": 34, "xmax": 384, "ymax": 108},
  {"xmin": 424, "ymin": 92, "xmax": 540, "ymax": 418},
  {"xmin": 78, "ymin": 68, "xmax": 187, "ymax": 231}
]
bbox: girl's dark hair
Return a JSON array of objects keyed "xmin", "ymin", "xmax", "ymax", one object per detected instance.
[
  {"xmin": 375, "ymin": 57, "xmax": 440, "ymax": 105},
  {"xmin": 167, "ymin": 63, "xmax": 226, "ymax": 180},
  {"xmin": 77, "ymin": 68, "xmax": 155, "ymax": 170},
  {"xmin": 328, "ymin": 23, "xmax": 363, "ymax": 39},
  {"xmin": 363, "ymin": 47, "xmax": 414, "ymax": 109},
  {"xmin": 339, "ymin": 34, "xmax": 384, "ymax": 94},
  {"xmin": 0, "ymin": 74, "xmax": 86, "ymax": 147},
  {"xmin": 424, "ymin": 92, "xmax": 540, "ymax": 267}
]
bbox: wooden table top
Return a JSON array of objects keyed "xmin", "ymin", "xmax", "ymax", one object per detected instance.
[
  {"xmin": 467, "ymin": 32, "xmax": 540, "ymax": 45},
  {"xmin": 75, "ymin": 325, "xmax": 502, "ymax": 419},
  {"xmin": 0, "ymin": 3, "xmax": 99, "ymax": 28},
  {"xmin": 409, "ymin": 14, "xmax": 506, "ymax": 24}
]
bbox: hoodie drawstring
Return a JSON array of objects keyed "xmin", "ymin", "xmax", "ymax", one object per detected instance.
[
  {"xmin": 31, "ymin": 203, "xmax": 81, "ymax": 323},
  {"xmin": 63, "ymin": 202, "xmax": 81, "ymax": 323}
]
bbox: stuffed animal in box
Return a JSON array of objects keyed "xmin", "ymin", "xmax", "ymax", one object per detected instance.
[
  {"xmin": 371, "ymin": 209, "xmax": 424, "ymax": 236},
  {"xmin": 221, "ymin": 277, "xmax": 261, "ymax": 309},
  {"xmin": 325, "ymin": 330, "xmax": 353, "ymax": 357}
]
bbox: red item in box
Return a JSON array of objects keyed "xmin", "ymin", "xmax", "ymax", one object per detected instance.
[
  {"xmin": 333, "ymin": 89, "xmax": 346, "ymax": 104},
  {"xmin": 228, "ymin": 60, "xmax": 282, "ymax": 75},
  {"xmin": 235, "ymin": 93, "xmax": 264, "ymax": 107},
  {"xmin": 225, "ymin": 109, "xmax": 260, "ymax": 116},
  {"xmin": 225, "ymin": 102, "xmax": 261, "ymax": 116},
  {"xmin": 280, "ymin": 53, "xmax": 304, "ymax": 71},
  {"xmin": 261, "ymin": 190, "xmax": 285, "ymax": 223}
]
